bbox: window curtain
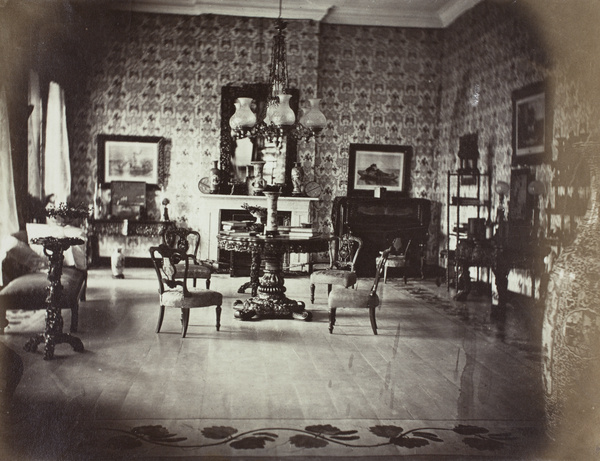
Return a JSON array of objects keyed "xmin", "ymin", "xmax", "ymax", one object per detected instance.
[
  {"xmin": 43, "ymin": 81, "xmax": 71, "ymax": 204},
  {"xmin": 28, "ymin": 70, "xmax": 42, "ymax": 199},
  {"xmin": 0, "ymin": 86, "xmax": 19, "ymax": 238}
]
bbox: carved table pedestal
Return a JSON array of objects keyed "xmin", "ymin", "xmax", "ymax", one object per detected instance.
[
  {"xmin": 23, "ymin": 237, "xmax": 85, "ymax": 360},
  {"xmin": 218, "ymin": 233, "xmax": 328, "ymax": 321}
]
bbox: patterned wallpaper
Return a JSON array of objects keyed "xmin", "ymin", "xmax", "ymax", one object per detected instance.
[
  {"xmin": 68, "ymin": 12, "xmax": 319, "ymax": 231},
  {"xmin": 65, "ymin": 2, "xmax": 599, "ymax": 265},
  {"xmin": 315, "ymin": 24, "xmax": 443, "ymax": 234}
]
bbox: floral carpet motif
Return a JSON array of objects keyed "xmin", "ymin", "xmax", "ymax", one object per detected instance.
[{"xmin": 71, "ymin": 419, "xmax": 542, "ymax": 459}]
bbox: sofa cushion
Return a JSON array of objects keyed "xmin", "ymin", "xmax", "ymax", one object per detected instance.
[
  {"xmin": 0, "ymin": 267, "xmax": 86, "ymax": 312},
  {"xmin": 0, "ymin": 235, "xmax": 48, "ymax": 286}
]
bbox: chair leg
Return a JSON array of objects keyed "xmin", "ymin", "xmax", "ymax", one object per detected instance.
[
  {"xmin": 181, "ymin": 308, "xmax": 190, "ymax": 338},
  {"xmin": 329, "ymin": 308, "xmax": 336, "ymax": 334},
  {"xmin": 156, "ymin": 305, "xmax": 165, "ymax": 333},
  {"xmin": 369, "ymin": 306, "xmax": 378, "ymax": 335},
  {"xmin": 310, "ymin": 283, "xmax": 315, "ymax": 303},
  {"xmin": 384, "ymin": 265, "xmax": 388, "ymax": 284},
  {"xmin": 193, "ymin": 278, "xmax": 197, "ymax": 288},
  {"xmin": 206, "ymin": 278, "xmax": 211, "ymax": 289},
  {"xmin": 215, "ymin": 305, "xmax": 222, "ymax": 331},
  {"xmin": 327, "ymin": 284, "xmax": 332, "ymax": 295}
]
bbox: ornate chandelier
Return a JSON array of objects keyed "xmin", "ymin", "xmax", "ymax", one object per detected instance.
[{"xmin": 229, "ymin": 0, "xmax": 327, "ymax": 144}]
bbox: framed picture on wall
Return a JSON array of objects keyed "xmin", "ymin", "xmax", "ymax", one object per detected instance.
[
  {"xmin": 348, "ymin": 144, "xmax": 411, "ymax": 196},
  {"xmin": 512, "ymin": 81, "xmax": 551, "ymax": 165},
  {"xmin": 97, "ymin": 134, "xmax": 165, "ymax": 186}
]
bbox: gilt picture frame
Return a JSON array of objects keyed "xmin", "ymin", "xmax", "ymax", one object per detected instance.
[
  {"xmin": 348, "ymin": 144, "xmax": 411, "ymax": 196},
  {"xmin": 512, "ymin": 81, "xmax": 551, "ymax": 165},
  {"xmin": 97, "ymin": 134, "xmax": 165, "ymax": 186}
]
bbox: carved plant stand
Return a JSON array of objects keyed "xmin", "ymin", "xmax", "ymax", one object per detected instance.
[{"xmin": 24, "ymin": 237, "xmax": 85, "ymax": 360}]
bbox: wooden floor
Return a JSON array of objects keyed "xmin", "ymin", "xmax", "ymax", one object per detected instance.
[{"xmin": 0, "ymin": 267, "xmax": 550, "ymax": 460}]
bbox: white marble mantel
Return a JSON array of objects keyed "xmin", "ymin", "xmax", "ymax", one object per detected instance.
[{"xmin": 196, "ymin": 194, "xmax": 319, "ymax": 266}]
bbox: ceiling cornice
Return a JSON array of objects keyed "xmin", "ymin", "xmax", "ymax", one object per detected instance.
[{"xmin": 107, "ymin": 0, "xmax": 482, "ymax": 28}]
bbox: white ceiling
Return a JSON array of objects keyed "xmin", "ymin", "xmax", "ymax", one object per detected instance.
[{"xmin": 109, "ymin": 0, "xmax": 482, "ymax": 28}]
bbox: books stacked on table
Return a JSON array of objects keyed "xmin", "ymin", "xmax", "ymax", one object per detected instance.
[{"xmin": 221, "ymin": 220, "xmax": 252, "ymax": 233}]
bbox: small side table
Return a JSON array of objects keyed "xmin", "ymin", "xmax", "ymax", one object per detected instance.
[{"xmin": 24, "ymin": 236, "xmax": 85, "ymax": 360}]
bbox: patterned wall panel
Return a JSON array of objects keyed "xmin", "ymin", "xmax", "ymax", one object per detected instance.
[
  {"xmin": 316, "ymin": 24, "xmax": 443, "ymax": 234},
  {"xmin": 68, "ymin": 12, "xmax": 319, "ymax": 234},
  {"xmin": 435, "ymin": 2, "xmax": 548, "ymax": 258}
]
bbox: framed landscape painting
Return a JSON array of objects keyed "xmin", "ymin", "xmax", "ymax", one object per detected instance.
[
  {"xmin": 97, "ymin": 134, "xmax": 165, "ymax": 186},
  {"xmin": 348, "ymin": 144, "xmax": 411, "ymax": 196},
  {"xmin": 512, "ymin": 81, "xmax": 551, "ymax": 165}
]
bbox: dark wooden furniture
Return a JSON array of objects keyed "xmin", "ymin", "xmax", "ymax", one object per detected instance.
[
  {"xmin": 446, "ymin": 171, "xmax": 492, "ymax": 288},
  {"xmin": 89, "ymin": 220, "xmax": 173, "ymax": 261},
  {"xmin": 217, "ymin": 232, "xmax": 329, "ymax": 321},
  {"xmin": 332, "ymin": 196, "xmax": 431, "ymax": 277},
  {"xmin": 161, "ymin": 227, "xmax": 214, "ymax": 288},
  {"xmin": 23, "ymin": 237, "xmax": 85, "ymax": 360},
  {"xmin": 454, "ymin": 229, "xmax": 550, "ymax": 310},
  {"xmin": 328, "ymin": 245, "xmax": 392, "ymax": 335},
  {"xmin": 149, "ymin": 245, "xmax": 222, "ymax": 338},
  {"xmin": 309, "ymin": 234, "xmax": 362, "ymax": 303}
]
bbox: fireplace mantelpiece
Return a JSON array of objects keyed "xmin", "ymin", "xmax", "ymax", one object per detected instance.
[{"xmin": 196, "ymin": 195, "xmax": 318, "ymax": 270}]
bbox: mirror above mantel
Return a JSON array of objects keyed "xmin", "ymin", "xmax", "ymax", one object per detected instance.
[{"xmin": 220, "ymin": 83, "xmax": 299, "ymax": 196}]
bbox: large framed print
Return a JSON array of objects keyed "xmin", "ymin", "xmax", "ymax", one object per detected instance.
[
  {"xmin": 512, "ymin": 81, "xmax": 551, "ymax": 165},
  {"xmin": 97, "ymin": 134, "xmax": 165, "ymax": 186},
  {"xmin": 348, "ymin": 144, "xmax": 411, "ymax": 196}
]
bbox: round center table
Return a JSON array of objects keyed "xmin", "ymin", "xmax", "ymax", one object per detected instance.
[{"xmin": 217, "ymin": 232, "xmax": 329, "ymax": 321}]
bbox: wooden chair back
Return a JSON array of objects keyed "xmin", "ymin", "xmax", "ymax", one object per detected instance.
[
  {"xmin": 329, "ymin": 233, "xmax": 363, "ymax": 271},
  {"xmin": 162, "ymin": 227, "xmax": 200, "ymax": 260},
  {"xmin": 149, "ymin": 245, "xmax": 190, "ymax": 295}
]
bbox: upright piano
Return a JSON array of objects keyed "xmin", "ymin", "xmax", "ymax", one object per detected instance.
[{"xmin": 332, "ymin": 196, "xmax": 432, "ymax": 277}]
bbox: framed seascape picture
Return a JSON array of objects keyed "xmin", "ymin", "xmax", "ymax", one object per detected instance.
[
  {"xmin": 348, "ymin": 144, "xmax": 411, "ymax": 196},
  {"xmin": 512, "ymin": 81, "xmax": 551, "ymax": 165},
  {"xmin": 97, "ymin": 134, "xmax": 165, "ymax": 186}
]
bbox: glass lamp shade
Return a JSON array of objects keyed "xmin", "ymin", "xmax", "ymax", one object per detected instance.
[
  {"xmin": 264, "ymin": 99, "xmax": 278, "ymax": 125},
  {"xmin": 230, "ymin": 97, "xmax": 256, "ymax": 129},
  {"xmin": 271, "ymin": 94, "xmax": 295, "ymax": 126},
  {"xmin": 528, "ymin": 180, "xmax": 546, "ymax": 196},
  {"xmin": 494, "ymin": 181, "xmax": 510, "ymax": 196},
  {"xmin": 300, "ymin": 98, "xmax": 327, "ymax": 129}
]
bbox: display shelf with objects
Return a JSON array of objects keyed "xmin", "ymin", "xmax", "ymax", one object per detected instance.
[{"xmin": 445, "ymin": 170, "xmax": 492, "ymax": 290}]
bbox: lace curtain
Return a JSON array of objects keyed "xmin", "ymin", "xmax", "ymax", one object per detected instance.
[{"xmin": 0, "ymin": 86, "xmax": 19, "ymax": 238}]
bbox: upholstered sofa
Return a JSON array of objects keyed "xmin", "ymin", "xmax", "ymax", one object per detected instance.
[{"xmin": 0, "ymin": 224, "xmax": 87, "ymax": 334}]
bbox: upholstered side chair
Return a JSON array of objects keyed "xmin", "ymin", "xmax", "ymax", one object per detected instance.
[
  {"xmin": 379, "ymin": 237, "xmax": 411, "ymax": 284},
  {"xmin": 327, "ymin": 244, "xmax": 392, "ymax": 335},
  {"xmin": 149, "ymin": 245, "xmax": 222, "ymax": 338},
  {"xmin": 309, "ymin": 234, "xmax": 362, "ymax": 303},
  {"xmin": 162, "ymin": 227, "xmax": 213, "ymax": 289}
]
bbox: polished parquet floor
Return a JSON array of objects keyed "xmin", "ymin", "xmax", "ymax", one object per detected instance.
[{"xmin": 1, "ymin": 267, "xmax": 550, "ymax": 460}]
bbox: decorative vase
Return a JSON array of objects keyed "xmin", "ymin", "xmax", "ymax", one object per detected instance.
[
  {"xmin": 300, "ymin": 98, "xmax": 327, "ymax": 131},
  {"xmin": 250, "ymin": 160, "xmax": 266, "ymax": 196},
  {"xmin": 210, "ymin": 160, "xmax": 221, "ymax": 194},
  {"xmin": 246, "ymin": 165, "xmax": 254, "ymax": 196},
  {"xmin": 264, "ymin": 190, "xmax": 280, "ymax": 237},
  {"xmin": 271, "ymin": 94, "xmax": 295, "ymax": 126},
  {"xmin": 291, "ymin": 162, "xmax": 304, "ymax": 196},
  {"xmin": 111, "ymin": 247, "xmax": 125, "ymax": 279},
  {"xmin": 542, "ymin": 141, "xmax": 600, "ymax": 458}
]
